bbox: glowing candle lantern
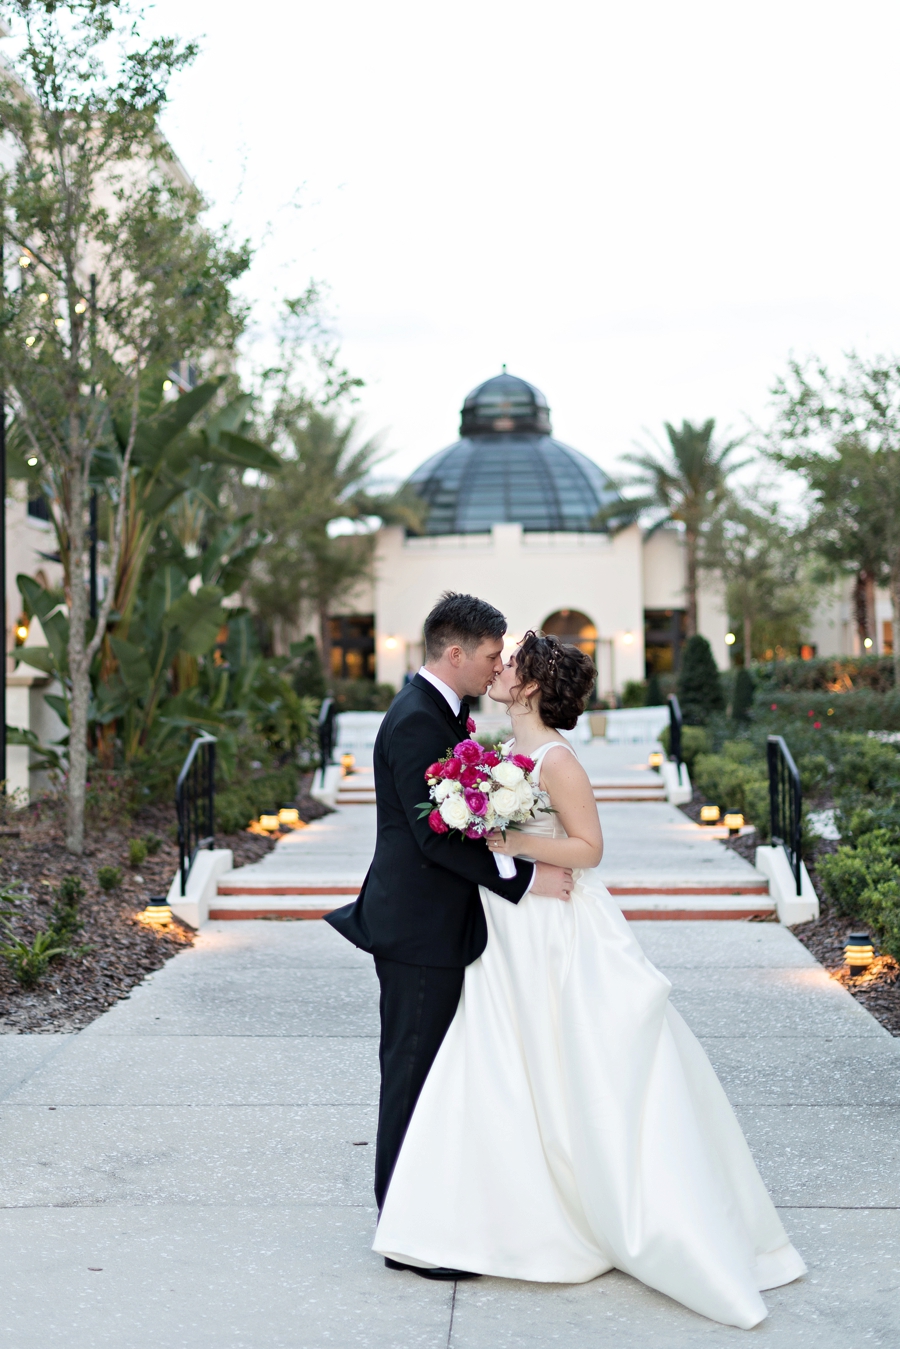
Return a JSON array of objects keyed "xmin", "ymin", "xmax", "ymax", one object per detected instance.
[
  {"xmin": 844, "ymin": 932, "xmax": 874, "ymax": 977},
  {"xmin": 259, "ymin": 814, "xmax": 280, "ymax": 833},
  {"xmin": 723, "ymin": 812, "xmax": 745, "ymax": 835},
  {"xmin": 699, "ymin": 805, "xmax": 720, "ymax": 824},
  {"xmin": 141, "ymin": 896, "xmax": 171, "ymax": 927},
  {"xmin": 340, "ymin": 753, "xmax": 355, "ymax": 775},
  {"xmin": 648, "ymin": 751, "xmax": 664, "ymax": 768},
  {"xmin": 278, "ymin": 808, "xmax": 301, "ymax": 827}
]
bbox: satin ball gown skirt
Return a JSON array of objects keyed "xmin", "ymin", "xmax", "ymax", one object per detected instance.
[{"xmin": 373, "ymin": 869, "xmax": 805, "ymax": 1329}]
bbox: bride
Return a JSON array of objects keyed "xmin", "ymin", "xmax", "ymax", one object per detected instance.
[{"xmin": 373, "ymin": 632, "xmax": 806, "ymax": 1329}]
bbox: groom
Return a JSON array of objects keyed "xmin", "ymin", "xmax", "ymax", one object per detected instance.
[{"xmin": 326, "ymin": 592, "xmax": 573, "ymax": 1274}]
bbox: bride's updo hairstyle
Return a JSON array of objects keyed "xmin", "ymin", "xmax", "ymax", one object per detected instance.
[{"xmin": 513, "ymin": 631, "xmax": 596, "ymax": 730}]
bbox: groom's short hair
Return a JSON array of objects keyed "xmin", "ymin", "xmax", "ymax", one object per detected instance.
[{"xmin": 424, "ymin": 592, "xmax": 506, "ymax": 659}]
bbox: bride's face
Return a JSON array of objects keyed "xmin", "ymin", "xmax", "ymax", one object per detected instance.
[{"xmin": 489, "ymin": 650, "xmax": 537, "ymax": 708}]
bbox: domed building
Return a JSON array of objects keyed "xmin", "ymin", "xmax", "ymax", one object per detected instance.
[{"xmin": 329, "ymin": 372, "xmax": 728, "ymax": 699}]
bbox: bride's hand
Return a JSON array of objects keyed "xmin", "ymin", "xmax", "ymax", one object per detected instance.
[{"xmin": 485, "ymin": 829, "xmax": 522, "ymax": 857}]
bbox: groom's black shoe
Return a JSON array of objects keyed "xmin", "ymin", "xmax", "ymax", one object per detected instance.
[{"xmin": 384, "ymin": 1257, "xmax": 481, "ymax": 1281}]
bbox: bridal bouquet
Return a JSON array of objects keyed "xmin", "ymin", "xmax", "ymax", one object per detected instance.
[{"xmin": 419, "ymin": 740, "xmax": 543, "ymax": 839}]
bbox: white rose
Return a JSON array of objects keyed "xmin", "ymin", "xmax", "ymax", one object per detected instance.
[
  {"xmin": 439, "ymin": 793, "xmax": 471, "ymax": 830},
  {"xmin": 513, "ymin": 780, "xmax": 535, "ymax": 812},
  {"xmin": 492, "ymin": 761, "xmax": 525, "ymax": 788},
  {"xmin": 491, "ymin": 786, "xmax": 520, "ymax": 819},
  {"xmin": 433, "ymin": 778, "xmax": 461, "ymax": 802},
  {"xmin": 483, "ymin": 801, "xmax": 496, "ymax": 827}
]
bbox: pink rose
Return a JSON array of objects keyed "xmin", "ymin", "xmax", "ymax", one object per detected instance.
[
  {"xmin": 465, "ymin": 787, "xmax": 488, "ymax": 816},
  {"xmin": 511, "ymin": 753, "xmax": 535, "ymax": 773},
  {"xmin": 466, "ymin": 716, "xmax": 477, "ymax": 733},
  {"xmin": 425, "ymin": 761, "xmax": 444, "ymax": 780},
  {"xmin": 455, "ymin": 740, "xmax": 483, "ymax": 765},
  {"xmin": 481, "ymin": 750, "xmax": 500, "ymax": 768},
  {"xmin": 459, "ymin": 765, "xmax": 479, "ymax": 788},
  {"xmin": 428, "ymin": 808, "xmax": 449, "ymax": 834},
  {"xmin": 465, "ymin": 825, "xmax": 483, "ymax": 839},
  {"xmin": 441, "ymin": 758, "xmax": 462, "ymax": 779}
]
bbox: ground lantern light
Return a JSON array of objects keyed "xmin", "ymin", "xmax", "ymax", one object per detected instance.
[
  {"xmin": 723, "ymin": 813, "xmax": 745, "ymax": 835},
  {"xmin": 141, "ymin": 896, "xmax": 172, "ymax": 927},
  {"xmin": 648, "ymin": 751, "xmax": 664, "ymax": 768},
  {"xmin": 699, "ymin": 805, "xmax": 720, "ymax": 824},
  {"xmin": 340, "ymin": 753, "xmax": 355, "ymax": 775},
  {"xmin": 844, "ymin": 932, "xmax": 874, "ymax": 977},
  {"xmin": 278, "ymin": 808, "xmax": 301, "ymax": 828}
]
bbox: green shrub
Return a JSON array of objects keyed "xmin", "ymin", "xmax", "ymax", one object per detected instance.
[
  {"xmin": 659, "ymin": 723, "xmax": 710, "ymax": 772},
  {"xmin": 762, "ymin": 690, "xmax": 900, "ymax": 730},
  {"xmin": 818, "ymin": 830, "xmax": 900, "ymax": 959},
  {"xmin": 677, "ymin": 636, "xmax": 725, "ymax": 724},
  {"xmin": 143, "ymin": 833, "xmax": 162, "ymax": 856},
  {"xmin": 97, "ymin": 865, "xmax": 123, "ymax": 892},
  {"xmin": 756, "ymin": 654, "xmax": 894, "ymax": 695},
  {"xmin": 731, "ymin": 667, "xmax": 755, "ymax": 721},
  {"xmin": 833, "ymin": 737, "xmax": 900, "ymax": 796},
  {"xmin": 645, "ymin": 673, "xmax": 663, "ymax": 706},
  {"xmin": 0, "ymin": 928, "xmax": 69, "ymax": 987},
  {"xmin": 216, "ymin": 764, "xmax": 300, "ymax": 835},
  {"xmin": 331, "ymin": 679, "xmax": 396, "ymax": 712},
  {"xmin": 290, "ymin": 636, "xmax": 328, "ymax": 701},
  {"xmin": 128, "ymin": 838, "xmax": 148, "ymax": 867},
  {"xmin": 621, "ymin": 680, "xmax": 647, "ymax": 709},
  {"xmin": 49, "ymin": 875, "xmax": 85, "ymax": 942}
]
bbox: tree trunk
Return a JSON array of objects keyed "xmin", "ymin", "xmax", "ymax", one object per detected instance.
[
  {"xmin": 319, "ymin": 607, "xmax": 333, "ymax": 688},
  {"xmin": 891, "ymin": 553, "xmax": 900, "ymax": 689},
  {"xmin": 743, "ymin": 609, "xmax": 753, "ymax": 667},
  {"xmin": 65, "ymin": 472, "xmax": 89, "ymax": 855},
  {"xmin": 853, "ymin": 569, "xmax": 877, "ymax": 653},
  {"xmin": 685, "ymin": 530, "xmax": 698, "ymax": 637}
]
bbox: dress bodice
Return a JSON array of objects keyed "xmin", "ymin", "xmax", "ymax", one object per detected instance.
[{"xmin": 504, "ymin": 739, "xmax": 576, "ymax": 843}]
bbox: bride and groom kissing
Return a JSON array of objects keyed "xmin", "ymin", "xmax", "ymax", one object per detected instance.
[{"xmin": 326, "ymin": 591, "xmax": 806, "ymax": 1329}]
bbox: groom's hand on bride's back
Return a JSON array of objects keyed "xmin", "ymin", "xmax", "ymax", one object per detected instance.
[{"xmin": 531, "ymin": 863, "xmax": 574, "ymax": 901}]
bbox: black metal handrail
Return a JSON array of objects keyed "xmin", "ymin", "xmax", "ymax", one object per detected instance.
[
  {"xmin": 767, "ymin": 734, "xmax": 802, "ymax": 896},
  {"xmin": 317, "ymin": 697, "xmax": 337, "ymax": 786},
  {"xmin": 668, "ymin": 695, "xmax": 683, "ymax": 769},
  {"xmin": 176, "ymin": 733, "xmax": 217, "ymax": 897}
]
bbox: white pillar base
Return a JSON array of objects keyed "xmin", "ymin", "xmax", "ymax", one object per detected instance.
[
  {"xmin": 167, "ymin": 849, "xmax": 234, "ymax": 929},
  {"xmin": 310, "ymin": 763, "xmax": 343, "ymax": 807},
  {"xmin": 754, "ymin": 845, "xmax": 819, "ymax": 925},
  {"xmin": 662, "ymin": 760, "xmax": 692, "ymax": 806}
]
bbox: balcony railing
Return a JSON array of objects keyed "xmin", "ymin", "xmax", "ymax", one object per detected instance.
[
  {"xmin": 175, "ymin": 733, "xmax": 216, "ymax": 897},
  {"xmin": 317, "ymin": 697, "xmax": 337, "ymax": 785},
  {"xmin": 767, "ymin": 735, "xmax": 802, "ymax": 897}
]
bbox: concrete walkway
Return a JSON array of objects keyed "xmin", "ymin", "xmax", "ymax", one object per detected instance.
[{"xmin": 1, "ymin": 918, "xmax": 898, "ymax": 1347}]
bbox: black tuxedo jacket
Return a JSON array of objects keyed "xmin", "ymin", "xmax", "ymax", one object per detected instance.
[{"xmin": 325, "ymin": 674, "xmax": 533, "ymax": 967}]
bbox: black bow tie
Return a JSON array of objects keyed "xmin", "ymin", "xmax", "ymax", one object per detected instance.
[{"xmin": 458, "ymin": 699, "xmax": 471, "ymax": 729}]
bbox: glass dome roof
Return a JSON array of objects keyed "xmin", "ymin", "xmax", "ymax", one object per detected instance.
[{"xmin": 406, "ymin": 373, "xmax": 621, "ymax": 535}]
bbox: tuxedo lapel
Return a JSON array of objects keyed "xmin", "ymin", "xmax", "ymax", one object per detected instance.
[{"xmin": 411, "ymin": 674, "xmax": 464, "ymax": 742}]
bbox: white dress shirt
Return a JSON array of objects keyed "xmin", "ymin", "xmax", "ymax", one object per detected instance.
[{"xmin": 417, "ymin": 667, "xmax": 532, "ymax": 889}]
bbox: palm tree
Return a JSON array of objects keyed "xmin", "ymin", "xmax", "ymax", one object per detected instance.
[{"xmin": 620, "ymin": 419, "xmax": 745, "ymax": 636}]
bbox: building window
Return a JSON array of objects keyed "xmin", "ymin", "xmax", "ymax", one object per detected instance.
[
  {"xmin": 329, "ymin": 614, "xmax": 376, "ymax": 680},
  {"xmin": 27, "ymin": 495, "xmax": 51, "ymax": 522},
  {"xmin": 644, "ymin": 609, "xmax": 687, "ymax": 675}
]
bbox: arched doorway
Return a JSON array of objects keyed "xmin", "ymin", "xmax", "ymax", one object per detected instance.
[{"xmin": 541, "ymin": 610, "xmax": 597, "ymax": 664}]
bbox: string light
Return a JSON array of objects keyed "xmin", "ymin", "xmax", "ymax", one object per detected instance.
[
  {"xmin": 38, "ymin": 292, "xmax": 49, "ymax": 305},
  {"xmin": 18, "ymin": 254, "xmax": 30, "ymax": 267},
  {"xmin": 25, "ymin": 335, "xmax": 36, "ymax": 346},
  {"xmin": 26, "ymin": 456, "xmax": 38, "ymax": 466},
  {"xmin": 74, "ymin": 299, "xmax": 87, "ymax": 314},
  {"xmin": 725, "ymin": 632, "xmax": 736, "ymax": 645},
  {"xmin": 54, "ymin": 317, "xmax": 65, "ymax": 329}
]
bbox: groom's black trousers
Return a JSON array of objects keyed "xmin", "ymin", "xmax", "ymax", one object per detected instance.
[{"xmin": 373, "ymin": 956, "xmax": 464, "ymax": 1210}]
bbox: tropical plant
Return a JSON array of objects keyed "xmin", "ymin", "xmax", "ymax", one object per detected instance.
[
  {"xmin": 0, "ymin": 0, "xmax": 250, "ymax": 852},
  {"xmin": 769, "ymin": 355, "xmax": 900, "ymax": 683},
  {"xmin": 617, "ymin": 419, "xmax": 745, "ymax": 636},
  {"xmin": 0, "ymin": 926, "xmax": 70, "ymax": 987},
  {"xmin": 97, "ymin": 865, "xmax": 122, "ymax": 892},
  {"xmin": 703, "ymin": 491, "xmax": 813, "ymax": 663}
]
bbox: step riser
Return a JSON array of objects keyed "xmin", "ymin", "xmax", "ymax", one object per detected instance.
[
  {"xmin": 217, "ymin": 884, "xmax": 769, "ymax": 897},
  {"xmin": 209, "ymin": 905, "xmax": 774, "ymax": 922}
]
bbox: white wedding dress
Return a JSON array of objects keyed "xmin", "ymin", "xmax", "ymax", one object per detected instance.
[{"xmin": 373, "ymin": 741, "xmax": 805, "ymax": 1329}]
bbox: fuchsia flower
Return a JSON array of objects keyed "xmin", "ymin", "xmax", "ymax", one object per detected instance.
[
  {"xmin": 467, "ymin": 716, "xmax": 477, "ymax": 733},
  {"xmin": 425, "ymin": 761, "xmax": 444, "ymax": 780},
  {"xmin": 465, "ymin": 825, "xmax": 483, "ymax": 839},
  {"xmin": 454, "ymin": 740, "xmax": 483, "ymax": 765},
  {"xmin": 481, "ymin": 750, "xmax": 500, "ymax": 768},
  {"xmin": 814, "ymin": 721, "xmax": 822, "ymax": 729},
  {"xmin": 428, "ymin": 809, "xmax": 449, "ymax": 834},
  {"xmin": 465, "ymin": 788, "xmax": 488, "ymax": 816},
  {"xmin": 459, "ymin": 764, "xmax": 483, "ymax": 788},
  {"xmin": 441, "ymin": 758, "xmax": 462, "ymax": 779},
  {"xmin": 511, "ymin": 753, "xmax": 535, "ymax": 773}
]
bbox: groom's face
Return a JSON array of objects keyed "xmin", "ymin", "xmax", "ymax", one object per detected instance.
[{"xmin": 457, "ymin": 637, "xmax": 506, "ymax": 698}]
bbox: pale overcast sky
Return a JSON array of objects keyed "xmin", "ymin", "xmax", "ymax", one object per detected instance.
[{"xmin": 142, "ymin": 0, "xmax": 900, "ymax": 483}]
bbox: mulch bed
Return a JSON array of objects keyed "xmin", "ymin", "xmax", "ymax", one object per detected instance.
[
  {"xmin": 678, "ymin": 790, "xmax": 900, "ymax": 1036},
  {"xmin": 0, "ymin": 777, "xmax": 331, "ymax": 1034}
]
